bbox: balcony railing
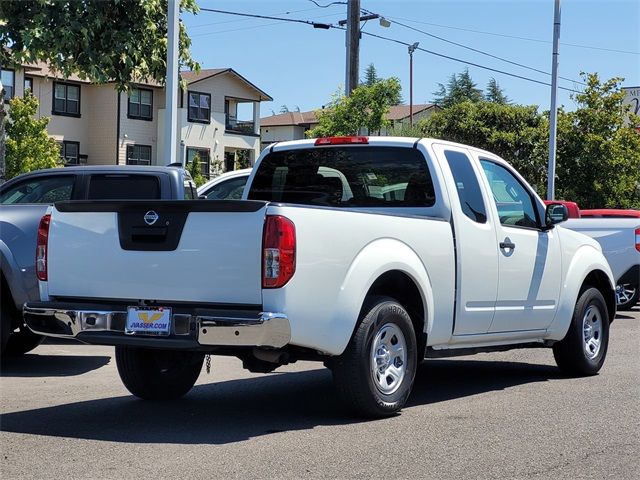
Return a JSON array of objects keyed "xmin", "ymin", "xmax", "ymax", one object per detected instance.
[{"xmin": 225, "ymin": 115, "xmax": 255, "ymax": 135}]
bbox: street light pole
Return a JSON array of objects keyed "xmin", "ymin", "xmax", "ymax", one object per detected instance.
[
  {"xmin": 408, "ymin": 42, "xmax": 419, "ymax": 127},
  {"xmin": 164, "ymin": 0, "xmax": 180, "ymax": 166},
  {"xmin": 547, "ymin": 0, "xmax": 561, "ymax": 200}
]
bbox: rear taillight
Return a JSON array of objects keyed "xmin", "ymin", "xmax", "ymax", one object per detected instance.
[
  {"xmin": 314, "ymin": 136, "xmax": 369, "ymax": 146},
  {"xmin": 36, "ymin": 214, "xmax": 51, "ymax": 281},
  {"xmin": 635, "ymin": 228, "xmax": 640, "ymax": 253},
  {"xmin": 262, "ymin": 215, "xmax": 296, "ymax": 288}
]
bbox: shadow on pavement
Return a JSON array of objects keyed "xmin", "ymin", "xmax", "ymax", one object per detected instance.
[
  {"xmin": 0, "ymin": 354, "xmax": 111, "ymax": 378},
  {"xmin": 0, "ymin": 358, "xmax": 561, "ymax": 444}
]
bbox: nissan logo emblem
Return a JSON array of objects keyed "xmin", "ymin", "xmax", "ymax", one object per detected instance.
[{"xmin": 144, "ymin": 210, "xmax": 159, "ymax": 226}]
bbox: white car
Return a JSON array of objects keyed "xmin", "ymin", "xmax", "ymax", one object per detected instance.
[
  {"xmin": 25, "ymin": 136, "xmax": 616, "ymax": 417},
  {"xmin": 197, "ymin": 168, "xmax": 252, "ymax": 200}
]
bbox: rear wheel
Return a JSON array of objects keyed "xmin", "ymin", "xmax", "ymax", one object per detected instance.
[
  {"xmin": 115, "ymin": 346, "xmax": 204, "ymax": 400},
  {"xmin": 3, "ymin": 326, "xmax": 44, "ymax": 356},
  {"xmin": 616, "ymin": 283, "xmax": 638, "ymax": 311},
  {"xmin": 553, "ymin": 287, "xmax": 609, "ymax": 376},
  {"xmin": 333, "ymin": 296, "xmax": 417, "ymax": 417},
  {"xmin": 1, "ymin": 287, "xmax": 43, "ymax": 357}
]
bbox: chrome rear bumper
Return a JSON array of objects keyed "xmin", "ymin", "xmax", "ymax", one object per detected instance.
[{"xmin": 23, "ymin": 303, "xmax": 290, "ymax": 349}]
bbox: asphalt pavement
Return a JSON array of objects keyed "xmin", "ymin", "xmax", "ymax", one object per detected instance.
[{"xmin": 1, "ymin": 308, "xmax": 638, "ymax": 479}]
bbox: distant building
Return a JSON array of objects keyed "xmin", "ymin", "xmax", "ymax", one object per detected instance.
[
  {"xmin": 622, "ymin": 86, "xmax": 640, "ymax": 130},
  {"xmin": 260, "ymin": 104, "xmax": 439, "ymax": 149},
  {"xmin": 1, "ymin": 64, "xmax": 272, "ymax": 177}
]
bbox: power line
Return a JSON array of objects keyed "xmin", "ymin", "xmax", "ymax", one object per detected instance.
[
  {"xmin": 189, "ymin": 7, "xmax": 329, "ymax": 30},
  {"xmin": 384, "ymin": 16, "xmax": 640, "ymax": 56},
  {"xmin": 191, "ymin": 12, "xmax": 342, "ymax": 37},
  {"xmin": 197, "ymin": 8, "xmax": 581, "ymax": 93},
  {"xmin": 307, "ymin": 0, "xmax": 347, "ymax": 8},
  {"xmin": 198, "ymin": 7, "xmax": 334, "ymax": 29},
  {"xmin": 360, "ymin": 30, "xmax": 581, "ymax": 93},
  {"xmin": 376, "ymin": 14, "xmax": 584, "ymax": 85}
]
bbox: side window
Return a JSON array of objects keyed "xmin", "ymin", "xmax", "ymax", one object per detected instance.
[
  {"xmin": 204, "ymin": 176, "xmax": 248, "ymax": 200},
  {"xmin": 480, "ymin": 160, "xmax": 539, "ymax": 229},
  {"xmin": 444, "ymin": 150, "xmax": 487, "ymax": 223},
  {"xmin": 0, "ymin": 176, "xmax": 75, "ymax": 204}
]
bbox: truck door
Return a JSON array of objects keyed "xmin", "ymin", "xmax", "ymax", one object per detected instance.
[
  {"xmin": 477, "ymin": 157, "xmax": 561, "ymax": 332},
  {"xmin": 434, "ymin": 144, "xmax": 499, "ymax": 335}
]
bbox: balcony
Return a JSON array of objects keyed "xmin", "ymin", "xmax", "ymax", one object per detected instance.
[{"xmin": 225, "ymin": 115, "xmax": 257, "ymax": 136}]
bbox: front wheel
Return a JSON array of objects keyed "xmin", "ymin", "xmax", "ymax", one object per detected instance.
[
  {"xmin": 553, "ymin": 287, "xmax": 610, "ymax": 376},
  {"xmin": 115, "ymin": 346, "xmax": 204, "ymax": 400},
  {"xmin": 332, "ymin": 296, "xmax": 418, "ymax": 417}
]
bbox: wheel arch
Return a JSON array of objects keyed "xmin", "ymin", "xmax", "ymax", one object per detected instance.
[
  {"xmin": 362, "ymin": 270, "xmax": 428, "ymax": 355},
  {"xmin": 582, "ymin": 270, "xmax": 616, "ymax": 323},
  {"xmin": 546, "ymin": 245, "xmax": 616, "ymax": 341},
  {"xmin": 331, "ymin": 238, "xmax": 435, "ymax": 356}
]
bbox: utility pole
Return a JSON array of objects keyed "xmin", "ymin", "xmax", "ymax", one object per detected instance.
[
  {"xmin": 345, "ymin": 0, "xmax": 361, "ymax": 96},
  {"xmin": 547, "ymin": 0, "xmax": 561, "ymax": 200},
  {"xmin": 408, "ymin": 42, "xmax": 419, "ymax": 127},
  {"xmin": 164, "ymin": 0, "xmax": 180, "ymax": 165}
]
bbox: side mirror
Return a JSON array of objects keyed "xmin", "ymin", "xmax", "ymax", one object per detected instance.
[{"xmin": 545, "ymin": 203, "xmax": 568, "ymax": 228}]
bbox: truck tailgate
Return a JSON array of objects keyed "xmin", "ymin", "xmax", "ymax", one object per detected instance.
[{"xmin": 46, "ymin": 200, "xmax": 267, "ymax": 305}]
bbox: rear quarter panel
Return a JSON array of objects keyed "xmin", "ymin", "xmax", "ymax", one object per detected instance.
[{"xmin": 263, "ymin": 205, "xmax": 455, "ymax": 355}]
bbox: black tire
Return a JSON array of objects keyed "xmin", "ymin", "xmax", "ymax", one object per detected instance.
[
  {"xmin": 616, "ymin": 283, "xmax": 639, "ymax": 311},
  {"xmin": 1, "ymin": 285, "xmax": 43, "ymax": 357},
  {"xmin": 115, "ymin": 346, "xmax": 204, "ymax": 400},
  {"xmin": 553, "ymin": 287, "xmax": 609, "ymax": 376},
  {"xmin": 1, "ymin": 295, "xmax": 12, "ymax": 355},
  {"xmin": 3, "ymin": 326, "xmax": 44, "ymax": 356},
  {"xmin": 333, "ymin": 296, "xmax": 418, "ymax": 418}
]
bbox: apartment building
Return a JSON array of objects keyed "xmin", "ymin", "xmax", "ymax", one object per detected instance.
[
  {"xmin": 260, "ymin": 104, "xmax": 439, "ymax": 149},
  {"xmin": 1, "ymin": 63, "xmax": 272, "ymax": 177}
]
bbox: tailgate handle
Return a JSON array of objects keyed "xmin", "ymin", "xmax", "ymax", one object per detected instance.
[{"xmin": 131, "ymin": 226, "xmax": 168, "ymax": 243}]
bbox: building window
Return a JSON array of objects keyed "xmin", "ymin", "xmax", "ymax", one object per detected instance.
[
  {"xmin": 24, "ymin": 77, "xmax": 33, "ymax": 96},
  {"xmin": 126, "ymin": 145, "xmax": 152, "ymax": 165},
  {"xmin": 59, "ymin": 141, "xmax": 80, "ymax": 165},
  {"xmin": 186, "ymin": 147, "xmax": 211, "ymax": 177},
  {"xmin": 128, "ymin": 88, "xmax": 153, "ymax": 120},
  {"xmin": 1, "ymin": 69, "xmax": 15, "ymax": 102},
  {"xmin": 187, "ymin": 91, "xmax": 211, "ymax": 123},
  {"xmin": 53, "ymin": 81, "xmax": 80, "ymax": 116}
]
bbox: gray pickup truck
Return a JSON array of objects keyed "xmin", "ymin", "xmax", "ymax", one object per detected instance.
[{"xmin": 0, "ymin": 165, "xmax": 196, "ymax": 355}]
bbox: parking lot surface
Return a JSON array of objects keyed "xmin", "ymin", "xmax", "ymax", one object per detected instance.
[{"xmin": 1, "ymin": 308, "xmax": 638, "ymax": 479}]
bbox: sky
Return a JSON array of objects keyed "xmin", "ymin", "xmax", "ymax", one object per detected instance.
[{"xmin": 183, "ymin": 0, "xmax": 640, "ymax": 117}]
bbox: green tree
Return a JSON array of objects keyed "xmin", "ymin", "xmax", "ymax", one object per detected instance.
[
  {"xmin": 5, "ymin": 94, "xmax": 61, "ymax": 179},
  {"xmin": 187, "ymin": 152, "xmax": 206, "ymax": 187},
  {"xmin": 485, "ymin": 78, "xmax": 510, "ymax": 104},
  {"xmin": 363, "ymin": 63, "xmax": 381, "ymax": 86},
  {"xmin": 419, "ymin": 101, "xmax": 548, "ymax": 190},
  {"xmin": 433, "ymin": 68, "xmax": 484, "ymax": 108},
  {"xmin": 0, "ymin": 0, "xmax": 200, "ymax": 90},
  {"xmin": 555, "ymin": 73, "xmax": 640, "ymax": 208},
  {"xmin": 307, "ymin": 78, "xmax": 402, "ymax": 137}
]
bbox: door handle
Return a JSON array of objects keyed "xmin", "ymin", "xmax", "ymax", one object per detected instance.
[{"xmin": 499, "ymin": 239, "xmax": 516, "ymax": 250}]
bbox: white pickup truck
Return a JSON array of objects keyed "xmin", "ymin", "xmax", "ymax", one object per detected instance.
[{"xmin": 24, "ymin": 137, "xmax": 616, "ymax": 417}]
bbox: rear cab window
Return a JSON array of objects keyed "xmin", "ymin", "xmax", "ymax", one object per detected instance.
[
  {"xmin": 248, "ymin": 146, "xmax": 436, "ymax": 208},
  {"xmin": 87, "ymin": 174, "xmax": 161, "ymax": 200}
]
